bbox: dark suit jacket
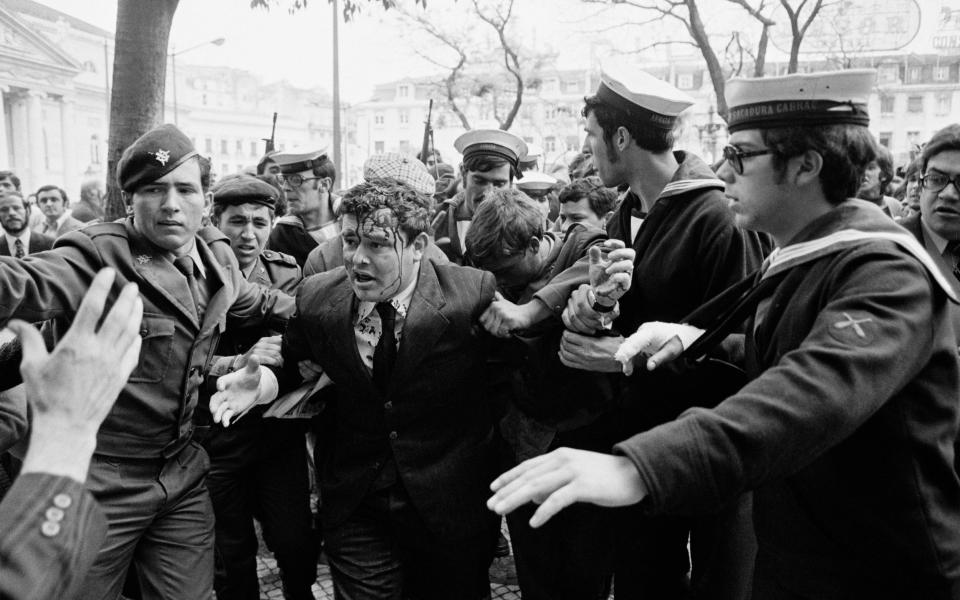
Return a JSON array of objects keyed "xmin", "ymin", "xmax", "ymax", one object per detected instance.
[
  {"xmin": 35, "ymin": 215, "xmax": 85, "ymax": 239},
  {"xmin": 0, "ymin": 231, "xmax": 54, "ymax": 256},
  {"xmin": 900, "ymin": 213, "xmax": 960, "ymax": 335},
  {"xmin": 0, "ymin": 473, "xmax": 106, "ymax": 600},
  {"xmin": 0, "ymin": 220, "xmax": 295, "ymax": 459},
  {"xmin": 283, "ymin": 259, "xmax": 499, "ymax": 540}
]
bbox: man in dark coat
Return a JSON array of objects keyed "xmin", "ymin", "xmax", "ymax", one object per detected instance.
[
  {"xmin": 491, "ymin": 69, "xmax": 960, "ymax": 599},
  {"xmin": 213, "ymin": 179, "xmax": 506, "ymax": 600},
  {"xmin": 0, "ymin": 124, "xmax": 295, "ymax": 599}
]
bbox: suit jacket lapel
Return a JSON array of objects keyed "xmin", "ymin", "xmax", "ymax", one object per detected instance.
[
  {"xmin": 125, "ymin": 221, "xmax": 199, "ymax": 327},
  {"xmin": 0, "ymin": 239, "xmax": 8, "ymax": 256},
  {"xmin": 322, "ymin": 280, "xmax": 375, "ymax": 393},
  {"xmin": 391, "ymin": 261, "xmax": 449, "ymax": 392}
]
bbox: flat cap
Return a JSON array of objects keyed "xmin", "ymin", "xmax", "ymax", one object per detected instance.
[
  {"xmin": 272, "ymin": 149, "xmax": 330, "ymax": 174},
  {"xmin": 118, "ymin": 124, "xmax": 199, "ymax": 192},
  {"xmin": 515, "ymin": 170, "xmax": 558, "ymax": 191},
  {"xmin": 595, "ymin": 63, "xmax": 694, "ymax": 130},
  {"xmin": 211, "ymin": 174, "xmax": 279, "ymax": 209},
  {"xmin": 725, "ymin": 69, "xmax": 875, "ymax": 132},
  {"xmin": 454, "ymin": 129, "xmax": 527, "ymax": 169},
  {"xmin": 363, "ymin": 152, "xmax": 435, "ymax": 195}
]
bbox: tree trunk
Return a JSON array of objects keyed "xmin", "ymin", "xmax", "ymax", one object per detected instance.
[
  {"xmin": 753, "ymin": 23, "xmax": 769, "ymax": 77},
  {"xmin": 105, "ymin": 0, "xmax": 180, "ymax": 221},
  {"xmin": 685, "ymin": 0, "xmax": 728, "ymax": 119}
]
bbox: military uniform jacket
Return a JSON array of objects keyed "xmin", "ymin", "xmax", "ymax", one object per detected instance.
[
  {"xmin": 616, "ymin": 201, "xmax": 960, "ymax": 598},
  {"xmin": 432, "ymin": 190, "xmax": 472, "ymax": 265},
  {"xmin": 0, "ymin": 473, "xmax": 106, "ymax": 600},
  {"xmin": 281, "ymin": 259, "xmax": 500, "ymax": 540},
  {"xmin": 0, "ymin": 220, "xmax": 295, "ymax": 459},
  {"xmin": 535, "ymin": 152, "xmax": 767, "ymax": 435}
]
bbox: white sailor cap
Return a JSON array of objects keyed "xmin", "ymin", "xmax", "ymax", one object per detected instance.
[
  {"xmin": 725, "ymin": 69, "xmax": 875, "ymax": 132},
  {"xmin": 454, "ymin": 129, "xmax": 527, "ymax": 171},
  {"xmin": 272, "ymin": 149, "xmax": 330, "ymax": 174},
  {"xmin": 519, "ymin": 143, "xmax": 543, "ymax": 168},
  {"xmin": 595, "ymin": 64, "xmax": 695, "ymax": 130},
  {"xmin": 515, "ymin": 170, "xmax": 558, "ymax": 192},
  {"xmin": 363, "ymin": 152, "xmax": 435, "ymax": 196}
]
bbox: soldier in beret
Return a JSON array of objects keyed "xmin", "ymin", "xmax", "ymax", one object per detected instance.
[
  {"xmin": 198, "ymin": 173, "xmax": 316, "ymax": 600},
  {"xmin": 0, "ymin": 123, "xmax": 295, "ymax": 599}
]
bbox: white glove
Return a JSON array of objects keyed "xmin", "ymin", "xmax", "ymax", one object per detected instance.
[{"xmin": 614, "ymin": 321, "xmax": 705, "ymax": 375}]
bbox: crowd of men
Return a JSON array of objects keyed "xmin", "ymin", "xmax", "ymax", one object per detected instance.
[{"xmin": 2, "ymin": 60, "xmax": 960, "ymax": 600}]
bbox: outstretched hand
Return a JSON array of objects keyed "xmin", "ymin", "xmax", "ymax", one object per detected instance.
[
  {"xmin": 211, "ymin": 355, "xmax": 263, "ymax": 427},
  {"xmin": 487, "ymin": 447, "xmax": 646, "ymax": 528},
  {"xmin": 614, "ymin": 322, "xmax": 705, "ymax": 375}
]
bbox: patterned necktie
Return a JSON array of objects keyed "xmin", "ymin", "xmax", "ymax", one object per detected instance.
[
  {"xmin": 13, "ymin": 238, "xmax": 24, "ymax": 259},
  {"xmin": 173, "ymin": 255, "xmax": 204, "ymax": 319},
  {"xmin": 373, "ymin": 302, "xmax": 398, "ymax": 393},
  {"xmin": 946, "ymin": 240, "xmax": 960, "ymax": 283}
]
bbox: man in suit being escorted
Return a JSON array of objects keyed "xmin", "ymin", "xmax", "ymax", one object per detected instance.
[{"xmin": 214, "ymin": 178, "xmax": 506, "ymax": 599}]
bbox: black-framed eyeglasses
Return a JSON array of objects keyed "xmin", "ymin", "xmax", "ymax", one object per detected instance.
[
  {"xmin": 920, "ymin": 172, "xmax": 960, "ymax": 194},
  {"xmin": 276, "ymin": 174, "xmax": 321, "ymax": 187},
  {"xmin": 721, "ymin": 145, "xmax": 775, "ymax": 175}
]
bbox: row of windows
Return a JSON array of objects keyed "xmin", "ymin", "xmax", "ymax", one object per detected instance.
[
  {"xmin": 878, "ymin": 63, "xmax": 959, "ymax": 85},
  {"xmin": 194, "ymin": 138, "xmax": 285, "ymax": 158},
  {"xmin": 879, "ymin": 93, "xmax": 954, "ymax": 116}
]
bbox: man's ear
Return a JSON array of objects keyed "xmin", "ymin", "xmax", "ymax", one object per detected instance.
[
  {"xmin": 320, "ymin": 177, "xmax": 333, "ymax": 191},
  {"xmin": 204, "ymin": 191, "xmax": 214, "ymax": 208},
  {"xmin": 615, "ymin": 126, "xmax": 631, "ymax": 152},
  {"xmin": 412, "ymin": 231, "xmax": 428, "ymax": 261},
  {"xmin": 527, "ymin": 236, "xmax": 541, "ymax": 254},
  {"xmin": 793, "ymin": 150, "xmax": 824, "ymax": 187},
  {"xmin": 121, "ymin": 191, "xmax": 132, "ymax": 207}
]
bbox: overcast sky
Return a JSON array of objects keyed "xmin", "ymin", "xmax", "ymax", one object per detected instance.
[{"xmin": 36, "ymin": 0, "xmax": 631, "ymax": 103}]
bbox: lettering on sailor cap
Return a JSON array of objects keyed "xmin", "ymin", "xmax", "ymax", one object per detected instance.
[
  {"xmin": 363, "ymin": 153, "xmax": 436, "ymax": 196},
  {"xmin": 211, "ymin": 174, "xmax": 279, "ymax": 210},
  {"xmin": 118, "ymin": 124, "xmax": 200, "ymax": 193},
  {"xmin": 272, "ymin": 149, "xmax": 330, "ymax": 174},
  {"xmin": 725, "ymin": 69, "xmax": 875, "ymax": 132},
  {"xmin": 454, "ymin": 129, "xmax": 528, "ymax": 173},
  {"xmin": 593, "ymin": 62, "xmax": 695, "ymax": 130}
]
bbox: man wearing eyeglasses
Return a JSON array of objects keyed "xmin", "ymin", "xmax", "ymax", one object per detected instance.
[
  {"xmin": 490, "ymin": 70, "xmax": 960, "ymax": 598},
  {"xmin": 266, "ymin": 149, "xmax": 339, "ymax": 267}
]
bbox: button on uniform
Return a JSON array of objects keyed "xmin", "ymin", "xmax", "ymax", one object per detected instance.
[
  {"xmin": 53, "ymin": 493, "xmax": 72, "ymax": 509},
  {"xmin": 45, "ymin": 507, "xmax": 65, "ymax": 522},
  {"xmin": 389, "ymin": 431, "xmax": 398, "ymax": 440},
  {"xmin": 41, "ymin": 521, "xmax": 61, "ymax": 537}
]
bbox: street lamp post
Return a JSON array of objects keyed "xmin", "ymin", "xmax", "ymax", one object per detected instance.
[{"xmin": 169, "ymin": 37, "xmax": 226, "ymax": 126}]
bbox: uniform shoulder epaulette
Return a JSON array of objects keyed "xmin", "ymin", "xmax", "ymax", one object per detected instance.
[
  {"xmin": 79, "ymin": 221, "xmax": 127, "ymax": 239},
  {"xmin": 261, "ymin": 249, "xmax": 298, "ymax": 267},
  {"xmin": 197, "ymin": 224, "xmax": 229, "ymax": 244}
]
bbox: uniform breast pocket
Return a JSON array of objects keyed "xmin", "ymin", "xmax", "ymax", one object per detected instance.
[{"xmin": 128, "ymin": 314, "xmax": 176, "ymax": 383}]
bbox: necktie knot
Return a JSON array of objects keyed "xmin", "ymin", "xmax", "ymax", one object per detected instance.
[
  {"xmin": 173, "ymin": 256, "xmax": 195, "ymax": 278},
  {"xmin": 13, "ymin": 238, "xmax": 24, "ymax": 258}
]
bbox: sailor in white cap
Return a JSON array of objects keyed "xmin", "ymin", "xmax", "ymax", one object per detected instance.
[
  {"xmin": 489, "ymin": 69, "xmax": 960, "ymax": 598},
  {"xmin": 432, "ymin": 129, "xmax": 527, "ymax": 264},
  {"xmin": 485, "ymin": 63, "xmax": 767, "ymax": 600},
  {"xmin": 519, "ymin": 142, "xmax": 543, "ymax": 173},
  {"xmin": 516, "ymin": 170, "xmax": 559, "ymax": 226},
  {"xmin": 266, "ymin": 149, "xmax": 339, "ymax": 267}
]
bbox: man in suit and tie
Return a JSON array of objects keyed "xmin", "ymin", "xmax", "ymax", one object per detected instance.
[
  {"xmin": 0, "ymin": 191, "xmax": 53, "ymax": 257},
  {"xmin": 0, "ymin": 267, "xmax": 142, "ymax": 600},
  {"xmin": 214, "ymin": 178, "xmax": 504, "ymax": 599},
  {"xmin": 33, "ymin": 185, "xmax": 84, "ymax": 238},
  {"xmin": 0, "ymin": 123, "xmax": 295, "ymax": 599}
]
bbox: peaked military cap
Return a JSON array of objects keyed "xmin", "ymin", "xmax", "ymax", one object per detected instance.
[
  {"xmin": 211, "ymin": 174, "xmax": 279, "ymax": 209},
  {"xmin": 454, "ymin": 129, "xmax": 527, "ymax": 171},
  {"xmin": 118, "ymin": 124, "xmax": 199, "ymax": 192},
  {"xmin": 725, "ymin": 69, "xmax": 875, "ymax": 132},
  {"xmin": 363, "ymin": 152, "xmax": 435, "ymax": 195},
  {"xmin": 272, "ymin": 149, "xmax": 330, "ymax": 174},
  {"xmin": 595, "ymin": 63, "xmax": 695, "ymax": 130}
]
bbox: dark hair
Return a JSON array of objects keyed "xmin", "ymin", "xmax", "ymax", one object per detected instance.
[
  {"xmin": 464, "ymin": 188, "xmax": 542, "ymax": 263},
  {"xmin": 416, "ymin": 148, "xmax": 443, "ymax": 163},
  {"xmin": 759, "ymin": 124, "xmax": 878, "ymax": 205},
  {"xmin": 198, "ymin": 156, "xmax": 213, "ymax": 192},
  {"xmin": 462, "ymin": 154, "xmax": 515, "ymax": 178},
  {"xmin": 0, "ymin": 171, "xmax": 21, "ymax": 191},
  {"xmin": 559, "ymin": 176, "xmax": 617, "ymax": 218},
  {"xmin": 874, "ymin": 144, "xmax": 894, "ymax": 190},
  {"xmin": 312, "ymin": 155, "xmax": 337, "ymax": 186},
  {"xmin": 35, "ymin": 185, "xmax": 68, "ymax": 205},
  {"xmin": 256, "ymin": 151, "xmax": 277, "ymax": 175},
  {"xmin": 922, "ymin": 124, "xmax": 960, "ymax": 173},
  {"xmin": 339, "ymin": 178, "xmax": 433, "ymax": 242},
  {"xmin": 567, "ymin": 152, "xmax": 597, "ymax": 180},
  {"xmin": 582, "ymin": 95, "xmax": 675, "ymax": 154}
]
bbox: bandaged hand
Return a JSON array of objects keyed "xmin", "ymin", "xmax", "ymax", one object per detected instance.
[{"xmin": 614, "ymin": 322, "xmax": 705, "ymax": 375}]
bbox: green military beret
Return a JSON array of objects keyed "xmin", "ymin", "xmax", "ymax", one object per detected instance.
[
  {"xmin": 211, "ymin": 174, "xmax": 278, "ymax": 209},
  {"xmin": 117, "ymin": 124, "xmax": 199, "ymax": 193}
]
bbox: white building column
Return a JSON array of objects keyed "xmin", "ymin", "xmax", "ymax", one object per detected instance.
[
  {"xmin": 26, "ymin": 90, "xmax": 45, "ymax": 191},
  {"xmin": 59, "ymin": 96, "xmax": 78, "ymax": 194},
  {"xmin": 0, "ymin": 86, "xmax": 9, "ymax": 170}
]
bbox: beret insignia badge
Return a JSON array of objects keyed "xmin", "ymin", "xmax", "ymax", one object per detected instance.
[{"xmin": 152, "ymin": 149, "xmax": 171, "ymax": 166}]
